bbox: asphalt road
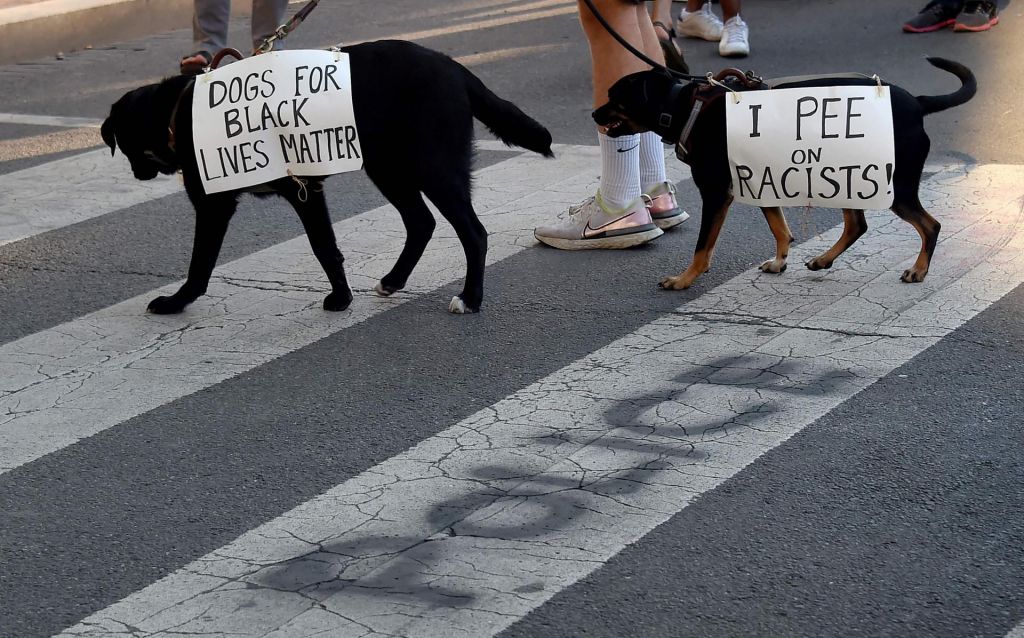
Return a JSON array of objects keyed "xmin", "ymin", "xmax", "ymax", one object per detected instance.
[{"xmin": 0, "ymin": 1, "xmax": 1022, "ymax": 637}]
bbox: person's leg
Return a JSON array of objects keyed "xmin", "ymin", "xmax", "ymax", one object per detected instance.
[
  {"xmin": 718, "ymin": 0, "xmax": 748, "ymax": 57},
  {"xmin": 534, "ymin": 0, "xmax": 663, "ymax": 249},
  {"xmin": 636, "ymin": 5, "xmax": 687, "ymax": 229},
  {"xmin": 192, "ymin": 0, "xmax": 230, "ymax": 54},
  {"xmin": 649, "ymin": 0, "xmax": 689, "ymax": 73},
  {"xmin": 181, "ymin": 0, "xmax": 229, "ymax": 72},
  {"xmin": 650, "ymin": 0, "xmax": 673, "ymax": 36},
  {"xmin": 677, "ymin": 0, "xmax": 723, "ymax": 41},
  {"xmin": 251, "ymin": 0, "xmax": 289, "ymax": 52},
  {"xmin": 581, "ymin": 0, "xmax": 649, "ymax": 210}
]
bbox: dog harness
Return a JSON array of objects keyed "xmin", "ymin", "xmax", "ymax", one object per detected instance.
[{"xmin": 675, "ymin": 69, "xmax": 765, "ymax": 162}]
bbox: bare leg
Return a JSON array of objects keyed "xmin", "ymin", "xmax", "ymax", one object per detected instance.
[{"xmin": 578, "ymin": 0, "xmax": 655, "ymax": 110}]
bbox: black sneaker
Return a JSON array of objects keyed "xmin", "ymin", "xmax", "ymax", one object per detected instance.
[
  {"xmin": 954, "ymin": 0, "xmax": 999, "ymax": 31},
  {"xmin": 903, "ymin": 0, "xmax": 961, "ymax": 32}
]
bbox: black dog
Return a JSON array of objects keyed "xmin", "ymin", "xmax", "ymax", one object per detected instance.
[
  {"xmin": 593, "ymin": 57, "xmax": 975, "ymax": 290},
  {"xmin": 102, "ymin": 40, "xmax": 553, "ymax": 314}
]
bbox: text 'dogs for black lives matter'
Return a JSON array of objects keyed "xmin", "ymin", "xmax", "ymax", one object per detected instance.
[
  {"xmin": 725, "ymin": 85, "xmax": 895, "ymax": 209},
  {"xmin": 191, "ymin": 50, "xmax": 362, "ymax": 194}
]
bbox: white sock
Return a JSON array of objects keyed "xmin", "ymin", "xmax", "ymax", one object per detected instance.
[
  {"xmin": 638, "ymin": 131, "xmax": 667, "ymax": 194},
  {"xmin": 598, "ymin": 131, "xmax": 641, "ymax": 211}
]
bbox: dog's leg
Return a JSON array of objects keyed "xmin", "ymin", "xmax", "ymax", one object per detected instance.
[
  {"xmin": 148, "ymin": 196, "xmax": 238, "ymax": 314},
  {"xmin": 660, "ymin": 193, "xmax": 732, "ymax": 290},
  {"xmin": 281, "ymin": 185, "xmax": 353, "ymax": 311},
  {"xmin": 891, "ymin": 198, "xmax": 940, "ymax": 283},
  {"xmin": 421, "ymin": 180, "xmax": 487, "ymax": 314},
  {"xmin": 757, "ymin": 206, "xmax": 794, "ymax": 274},
  {"xmin": 806, "ymin": 209, "xmax": 868, "ymax": 271},
  {"xmin": 368, "ymin": 175, "xmax": 436, "ymax": 298}
]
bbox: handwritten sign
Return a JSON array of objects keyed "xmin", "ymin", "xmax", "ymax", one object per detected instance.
[
  {"xmin": 191, "ymin": 50, "xmax": 362, "ymax": 194},
  {"xmin": 726, "ymin": 85, "xmax": 894, "ymax": 209}
]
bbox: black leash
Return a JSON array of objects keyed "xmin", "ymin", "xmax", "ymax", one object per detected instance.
[{"xmin": 579, "ymin": 0, "xmax": 707, "ymax": 83}]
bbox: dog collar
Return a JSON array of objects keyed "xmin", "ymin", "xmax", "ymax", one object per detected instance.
[{"xmin": 167, "ymin": 78, "xmax": 196, "ymax": 154}]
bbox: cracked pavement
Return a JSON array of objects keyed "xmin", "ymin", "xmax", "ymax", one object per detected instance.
[{"xmin": 54, "ymin": 162, "xmax": 1024, "ymax": 637}]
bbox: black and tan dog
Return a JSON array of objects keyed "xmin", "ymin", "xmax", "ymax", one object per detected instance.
[
  {"xmin": 592, "ymin": 57, "xmax": 976, "ymax": 290},
  {"xmin": 102, "ymin": 40, "xmax": 553, "ymax": 315}
]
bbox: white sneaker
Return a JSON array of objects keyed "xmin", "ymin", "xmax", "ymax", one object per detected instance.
[
  {"xmin": 719, "ymin": 15, "xmax": 750, "ymax": 57},
  {"xmin": 676, "ymin": 3, "xmax": 724, "ymax": 41},
  {"xmin": 534, "ymin": 193, "xmax": 663, "ymax": 250}
]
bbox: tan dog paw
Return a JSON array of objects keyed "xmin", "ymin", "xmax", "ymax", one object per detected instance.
[
  {"xmin": 659, "ymin": 274, "xmax": 694, "ymax": 290},
  {"xmin": 900, "ymin": 267, "xmax": 928, "ymax": 283},
  {"xmin": 758, "ymin": 258, "xmax": 788, "ymax": 274}
]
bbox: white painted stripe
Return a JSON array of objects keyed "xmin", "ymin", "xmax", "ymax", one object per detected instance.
[
  {"xmin": 0, "ymin": 112, "xmax": 102, "ymax": 128},
  {"xmin": 58, "ymin": 163, "xmax": 1024, "ymax": 637},
  {"xmin": 1008, "ymin": 621, "xmax": 1024, "ymax": 638},
  {"xmin": 1, "ymin": 143, "xmax": 684, "ymax": 475},
  {"xmin": 0, "ymin": 139, "xmax": 526, "ymax": 247},
  {"xmin": 0, "ymin": 149, "xmax": 181, "ymax": 246}
]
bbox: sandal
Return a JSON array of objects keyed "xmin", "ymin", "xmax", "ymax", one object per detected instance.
[
  {"xmin": 652, "ymin": 21, "xmax": 690, "ymax": 74},
  {"xmin": 180, "ymin": 50, "xmax": 212, "ymax": 75}
]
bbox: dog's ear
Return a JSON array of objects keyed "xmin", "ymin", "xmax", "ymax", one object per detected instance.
[{"xmin": 100, "ymin": 115, "xmax": 117, "ymax": 156}]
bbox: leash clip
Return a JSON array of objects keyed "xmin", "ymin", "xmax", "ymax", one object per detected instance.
[{"xmin": 707, "ymin": 72, "xmax": 742, "ymax": 104}]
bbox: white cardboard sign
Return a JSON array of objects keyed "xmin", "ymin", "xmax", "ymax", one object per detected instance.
[
  {"xmin": 725, "ymin": 85, "xmax": 894, "ymax": 209},
  {"xmin": 191, "ymin": 50, "xmax": 362, "ymax": 194}
]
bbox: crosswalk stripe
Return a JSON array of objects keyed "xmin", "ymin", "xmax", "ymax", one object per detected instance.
[
  {"xmin": 56, "ymin": 163, "xmax": 1024, "ymax": 637},
  {"xmin": 0, "ymin": 143, "xmax": 687, "ymax": 476},
  {"xmin": 0, "ymin": 148, "xmax": 181, "ymax": 246},
  {"xmin": 0, "ymin": 138, "xmax": 538, "ymax": 247},
  {"xmin": 0, "ymin": 112, "xmax": 102, "ymax": 128},
  {"xmin": 1008, "ymin": 621, "xmax": 1024, "ymax": 638}
]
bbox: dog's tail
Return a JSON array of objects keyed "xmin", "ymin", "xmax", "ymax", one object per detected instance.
[
  {"xmin": 462, "ymin": 67, "xmax": 554, "ymax": 157},
  {"xmin": 916, "ymin": 57, "xmax": 977, "ymax": 116}
]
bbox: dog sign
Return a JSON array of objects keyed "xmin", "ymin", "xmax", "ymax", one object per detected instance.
[
  {"xmin": 191, "ymin": 50, "xmax": 362, "ymax": 194},
  {"xmin": 726, "ymin": 85, "xmax": 894, "ymax": 209}
]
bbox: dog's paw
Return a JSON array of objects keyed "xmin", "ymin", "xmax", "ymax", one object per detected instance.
[
  {"xmin": 147, "ymin": 295, "xmax": 187, "ymax": 314},
  {"xmin": 658, "ymin": 275, "xmax": 692, "ymax": 290},
  {"xmin": 324, "ymin": 290, "xmax": 353, "ymax": 312},
  {"xmin": 805, "ymin": 257, "xmax": 833, "ymax": 271},
  {"xmin": 900, "ymin": 268, "xmax": 927, "ymax": 283},
  {"xmin": 448, "ymin": 295, "xmax": 479, "ymax": 314},
  {"xmin": 374, "ymin": 281, "xmax": 400, "ymax": 297},
  {"xmin": 758, "ymin": 258, "xmax": 788, "ymax": 274}
]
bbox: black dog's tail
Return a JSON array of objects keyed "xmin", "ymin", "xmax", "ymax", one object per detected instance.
[
  {"xmin": 462, "ymin": 67, "xmax": 554, "ymax": 157},
  {"xmin": 916, "ymin": 57, "xmax": 977, "ymax": 116}
]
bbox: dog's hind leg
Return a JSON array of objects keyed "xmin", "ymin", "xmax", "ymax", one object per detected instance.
[
  {"xmin": 281, "ymin": 184, "xmax": 353, "ymax": 312},
  {"xmin": 891, "ymin": 198, "xmax": 940, "ymax": 283},
  {"xmin": 659, "ymin": 193, "xmax": 732, "ymax": 290},
  {"xmin": 806, "ymin": 209, "xmax": 868, "ymax": 271},
  {"xmin": 148, "ymin": 195, "xmax": 238, "ymax": 314},
  {"xmin": 757, "ymin": 206, "xmax": 794, "ymax": 274},
  {"xmin": 421, "ymin": 179, "xmax": 487, "ymax": 314},
  {"xmin": 367, "ymin": 174, "xmax": 437, "ymax": 298}
]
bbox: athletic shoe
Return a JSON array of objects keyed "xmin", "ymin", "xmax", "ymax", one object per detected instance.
[
  {"xmin": 676, "ymin": 3, "xmax": 724, "ymax": 41},
  {"xmin": 954, "ymin": 0, "xmax": 999, "ymax": 31},
  {"xmin": 902, "ymin": 0, "xmax": 961, "ymax": 32},
  {"xmin": 643, "ymin": 182, "xmax": 690, "ymax": 229},
  {"xmin": 719, "ymin": 16, "xmax": 749, "ymax": 57},
  {"xmin": 534, "ymin": 193, "xmax": 663, "ymax": 250}
]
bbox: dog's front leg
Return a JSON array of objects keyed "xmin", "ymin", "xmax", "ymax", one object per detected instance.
[
  {"xmin": 758, "ymin": 206, "xmax": 794, "ymax": 274},
  {"xmin": 149, "ymin": 196, "xmax": 238, "ymax": 314},
  {"xmin": 660, "ymin": 193, "xmax": 732, "ymax": 290},
  {"xmin": 281, "ymin": 184, "xmax": 353, "ymax": 311}
]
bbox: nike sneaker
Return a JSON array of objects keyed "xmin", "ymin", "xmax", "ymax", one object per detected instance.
[
  {"xmin": 644, "ymin": 181, "xmax": 690, "ymax": 229},
  {"xmin": 535, "ymin": 192, "xmax": 663, "ymax": 250}
]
